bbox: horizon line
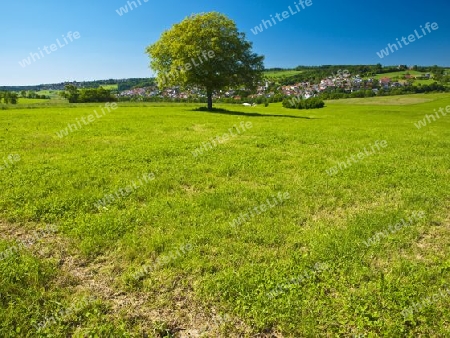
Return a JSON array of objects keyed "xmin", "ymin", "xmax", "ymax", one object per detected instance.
[{"xmin": 1, "ymin": 64, "xmax": 449, "ymax": 87}]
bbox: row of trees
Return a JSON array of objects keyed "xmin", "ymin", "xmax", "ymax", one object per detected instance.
[
  {"xmin": 60, "ymin": 85, "xmax": 117, "ymax": 103},
  {"xmin": 20, "ymin": 91, "xmax": 49, "ymax": 99},
  {"xmin": 0, "ymin": 91, "xmax": 18, "ymax": 104}
]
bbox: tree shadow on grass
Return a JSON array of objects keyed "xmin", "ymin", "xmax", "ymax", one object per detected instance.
[{"xmin": 191, "ymin": 107, "xmax": 315, "ymax": 119}]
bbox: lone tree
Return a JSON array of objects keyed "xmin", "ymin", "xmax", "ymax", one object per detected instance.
[{"xmin": 146, "ymin": 12, "xmax": 264, "ymax": 110}]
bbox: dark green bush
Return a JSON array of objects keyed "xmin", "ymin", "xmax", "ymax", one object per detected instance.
[{"xmin": 283, "ymin": 96, "xmax": 325, "ymax": 110}]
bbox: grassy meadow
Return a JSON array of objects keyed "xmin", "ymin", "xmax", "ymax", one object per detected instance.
[
  {"xmin": 371, "ymin": 71, "xmax": 437, "ymax": 86},
  {"xmin": 36, "ymin": 90, "xmax": 61, "ymax": 98},
  {"xmin": 263, "ymin": 70, "xmax": 303, "ymax": 79},
  {"xmin": 373, "ymin": 70, "xmax": 429, "ymax": 79},
  {"xmin": 0, "ymin": 93, "xmax": 449, "ymax": 337}
]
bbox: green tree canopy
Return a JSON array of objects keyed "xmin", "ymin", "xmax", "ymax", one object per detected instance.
[
  {"xmin": 0, "ymin": 91, "xmax": 18, "ymax": 104},
  {"xmin": 146, "ymin": 12, "xmax": 264, "ymax": 110}
]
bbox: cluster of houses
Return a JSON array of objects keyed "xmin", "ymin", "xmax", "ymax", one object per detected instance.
[
  {"xmin": 118, "ymin": 86, "xmax": 184, "ymax": 100},
  {"xmin": 116, "ymin": 72, "xmax": 433, "ymax": 101},
  {"xmin": 277, "ymin": 73, "xmax": 426, "ymax": 97},
  {"xmin": 117, "ymin": 85, "xmax": 249, "ymax": 101}
]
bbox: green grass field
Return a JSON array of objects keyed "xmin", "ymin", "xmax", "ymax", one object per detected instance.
[
  {"xmin": 17, "ymin": 98, "xmax": 51, "ymax": 105},
  {"xmin": 373, "ymin": 70, "xmax": 429, "ymax": 79},
  {"xmin": 264, "ymin": 70, "xmax": 303, "ymax": 79},
  {"xmin": 1, "ymin": 94, "xmax": 449, "ymax": 336},
  {"xmin": 413, "ymin": 79, "xmax": 437, "ymax": 86},
  {"xmin": 1, "ymin": 97, "xmax": 68, "ymax": 109},
  {"xmin": 372, "ymin": 71, "xmax": 437, "ymax": 86},
  {"xmin": 326, "ymin": 95, "xmax": 435, "ymax": 106},
  {"xmin": 99, "ymin": 84, "xmax": 119, "ymax": 90},
  {"xmin": 36, "ymin": 90, "xmax": 60, "ymax": 98}
]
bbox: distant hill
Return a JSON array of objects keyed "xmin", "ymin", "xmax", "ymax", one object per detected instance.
[{"xmin": 0, "ymin": 78, "xmax": 155, "ymax": 92}]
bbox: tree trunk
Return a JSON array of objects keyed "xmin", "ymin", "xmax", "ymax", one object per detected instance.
[{"xmin": 207, "ymin": 89, "xmax": 213, "ymax": 111}]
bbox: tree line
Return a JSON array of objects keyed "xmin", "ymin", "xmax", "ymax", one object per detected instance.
[{"xmin": 20, "ymin": 91, "xmax": 49, "ymax": 99}]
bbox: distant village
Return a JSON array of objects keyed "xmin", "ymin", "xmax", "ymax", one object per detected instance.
[{"xmin": 117, "ymin": 71, "xmax": 433, "ymax": 101}]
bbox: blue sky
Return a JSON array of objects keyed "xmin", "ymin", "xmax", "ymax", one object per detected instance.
[{"xmin": 1, "ymin": 0, "xmax": 448, "ymax": 85}]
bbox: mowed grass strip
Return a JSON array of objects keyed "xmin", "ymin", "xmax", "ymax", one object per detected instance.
[{"xmin": 0, "ymin": 93, "xmax": 449, "ymax": 336}]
